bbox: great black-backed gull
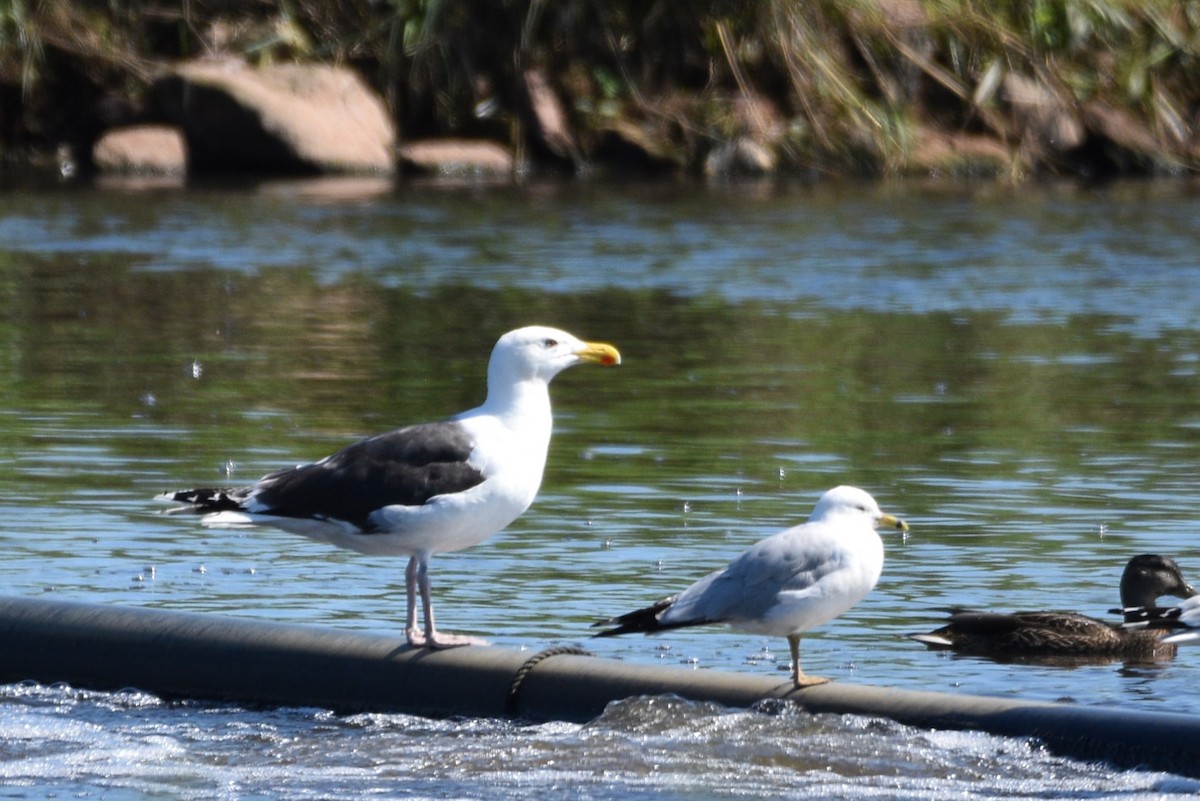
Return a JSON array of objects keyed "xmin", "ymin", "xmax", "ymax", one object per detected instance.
[
  {"xmin": 593, "ymin": 485, "xmax": 907, "ymax": 687},
  {"xmin": 160, "ymin": 325, "xmax": 620, "ymax": 648}
]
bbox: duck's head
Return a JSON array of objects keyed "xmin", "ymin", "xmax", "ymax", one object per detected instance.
[{"xmin": 1119, "ymin": 554, "xmax": 1198, "ymax": 609}]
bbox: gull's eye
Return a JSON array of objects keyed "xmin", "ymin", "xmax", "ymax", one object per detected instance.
[{"xmin": 543, "ymin": 338, "xmax": 559, "ymax": 348}]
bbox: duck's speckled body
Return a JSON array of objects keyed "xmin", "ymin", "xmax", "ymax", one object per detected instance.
[{"xmin": 908, "ymin": 555, "xmax": 1197, "ymax": 658}]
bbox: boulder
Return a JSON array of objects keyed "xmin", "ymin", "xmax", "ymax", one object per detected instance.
[
  {"xmin": 92, "ymin": 125, "xmax": 187, "ymax": 174},
  {"xmin": 704, "ymin": 138, "xmax": 777, "ymax": 178},
  {"xmin": 589, "ymin": 119, "xmax": 685, "ymax": 174},
  {"xmin": 397, "ymin": 139, "xmax": 514, "ymax": 178},
  {"xmin": 1002, "ymin": 73, "xmax": 1084, "ymax": 154},
  {"xmin": 906, "ymin": 125, "xmax": 1012, "ymax": 176},
  {"xmin": 1082, "ymin": 100, "xmax": 1165, "ymax": 164},
  {"xmin": 520, "ymin": 68, "xmax": 580, "ymax": 168},
  {"xmin": 152, "ymin": 59, "xmax": 395, "ymax": 175}
]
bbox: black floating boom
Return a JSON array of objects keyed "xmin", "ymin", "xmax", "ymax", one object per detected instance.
[{"xmin": 0, "ymin": 594, "xmax": 1197, "ymax": 778}]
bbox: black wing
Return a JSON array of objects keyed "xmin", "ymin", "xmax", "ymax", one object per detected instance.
[
  {"xmin": 591, "ymin": 595, "xmax": 724, "ymax": 637},
  {"xmin": 252, "ymin": 421, "xmax": 485, "ymax": 530},
  {"xmin": 169, "ymin": 421, "xmax": 485, "ymax": 531},
  {"xmin": 592, "ymin": 597, "xmax": 678, "ymax": 637}
]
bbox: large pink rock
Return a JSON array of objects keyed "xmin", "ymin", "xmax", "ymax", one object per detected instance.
[
  {"xmin": 397, "ymin": 139, "xmax": 514, "ymax": 178},
  {"xmin": 93, "ymin": 125, "xmax": 187, "ymax": 174},
  {"xmin": 153, "ymin": 59, "xmax": 395, "ymax": 175}
]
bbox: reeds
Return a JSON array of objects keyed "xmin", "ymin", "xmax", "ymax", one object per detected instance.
[{"xmin": 3, "ymin": 0, "xmax": 1200, "ymax": 176}]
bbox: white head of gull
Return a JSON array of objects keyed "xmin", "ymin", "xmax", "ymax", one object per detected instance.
[
  {"xmin": 160, "ymin": 325, "xmax": 620, "ymax": 649},
  {"xmin": 593, "ymin": 485, "xmax": 908, "ymax": 687}
]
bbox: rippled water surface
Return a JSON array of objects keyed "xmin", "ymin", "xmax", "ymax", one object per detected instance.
[{"xmin": 3, "ymin": 175, "xmax": 1200, "ymax": 798}]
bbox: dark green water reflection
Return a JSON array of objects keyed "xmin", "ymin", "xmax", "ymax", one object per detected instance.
[{"xmin": 4, "ymin": 258, "xmax": 1198, "ymax": 498}]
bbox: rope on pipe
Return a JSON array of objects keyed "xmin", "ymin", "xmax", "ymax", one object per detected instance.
[{"xmin": 505, "ymin": 645, "xmax": 594, "ymax": 717}]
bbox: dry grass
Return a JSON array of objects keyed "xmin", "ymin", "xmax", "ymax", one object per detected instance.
[{"xmin": 4, "ymin": 0, "xmax": 1200, "ymax": 175}]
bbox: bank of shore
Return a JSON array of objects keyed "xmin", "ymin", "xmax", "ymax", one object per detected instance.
[{"xmin": 1, "ymin": 1, "xmax": 1197, "ymax": 180}]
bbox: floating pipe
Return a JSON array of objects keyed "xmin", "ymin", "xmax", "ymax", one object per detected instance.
[{"xmin": 0, "ymin": 595, "xmax": 1197, "ymax": 778}]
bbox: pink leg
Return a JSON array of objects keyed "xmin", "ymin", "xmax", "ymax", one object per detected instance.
[
  {"xmin": 404, "ymin": 555, "xmax": 487, "ymax": 649},
  {"xmin": 404, "ymin": 557, "xmax": 422, "ymax": 644}
]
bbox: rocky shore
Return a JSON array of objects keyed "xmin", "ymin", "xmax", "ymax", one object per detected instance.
[{"xmin": 2, "ymin": 2, "xmax": 1197, "ymax": 182}]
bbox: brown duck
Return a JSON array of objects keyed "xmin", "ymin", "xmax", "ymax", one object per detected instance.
[{"xmin": 907, "ymin": 554, "xmax": 1198, "ymax": 658}]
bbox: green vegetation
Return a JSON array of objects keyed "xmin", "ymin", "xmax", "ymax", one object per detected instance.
[{"xmin": 3, "ymin": 0, "xmax": 1200, "ymax": 177}]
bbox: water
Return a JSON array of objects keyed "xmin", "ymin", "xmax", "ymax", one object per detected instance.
[{"xmin": 3, "ymin": 175, "xmax": 1200, "ymax": 798}]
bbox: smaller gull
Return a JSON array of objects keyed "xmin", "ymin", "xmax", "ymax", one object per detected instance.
[
  {"xmin": 593, "ymin": 485, "xmax": 908, "ymax": 688},
  {"xmin": 908, "ymin": 554, "xmax": 1197, "ymax": 659},
  {"xmin": 160, "ymin": 325, "xmax": 620, "ymax": 649}
]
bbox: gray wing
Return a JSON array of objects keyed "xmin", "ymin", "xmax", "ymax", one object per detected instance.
[{"xmin": 663, "ymin": 527, "xmax": 841, "ymax": 625}]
